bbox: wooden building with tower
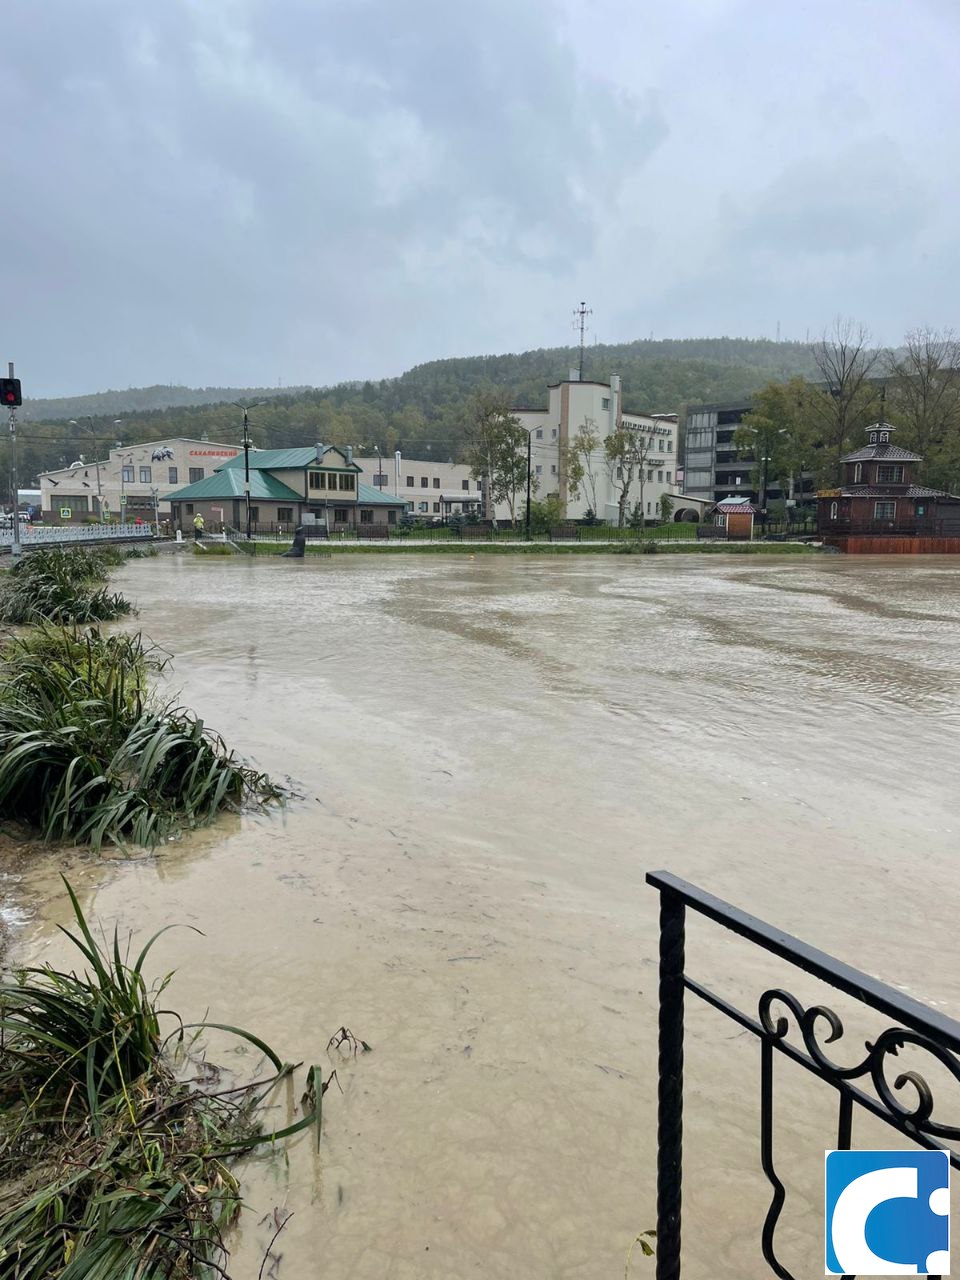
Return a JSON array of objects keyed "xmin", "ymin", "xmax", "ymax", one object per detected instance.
[{"xmin": 818, "ymin": 422, "xmax": 960, "ymax": 553}]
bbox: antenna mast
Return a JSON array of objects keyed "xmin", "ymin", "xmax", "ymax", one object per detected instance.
[{"xmin": 573, "ymin": 301, "xmax": 592, "ymax": 382}]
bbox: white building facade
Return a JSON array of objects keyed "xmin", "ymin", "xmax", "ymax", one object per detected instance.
[
  {"xmin": 39, "ymin": 437, "xmax": 241, "ymax": 523},
  {"xmin": 514, "ymin": 376, "xmax": 684, "ymax": 524},
  {"xmin": 354, "ymin": 455, "xmax": 491, "ymax": 520}
]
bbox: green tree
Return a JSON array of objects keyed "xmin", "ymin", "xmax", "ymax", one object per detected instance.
[
  {"xmin": 462, "ymin": 390, "xmax": 529, "ymax": 526},
  {"xmin": 605, "ymin": 425, "xmax": 658, "ymax": 527},
  {"xmin": 628, "ymin": 500, "xmax": 643, "ymax": 530},
  {"xmin": 886, "ymin": 328, "xmax": 960, "ymax": 490},
  {"xmin": 809, "ymin": 319, "xmax": 883, "ymax": 482},
  {"xmin": 560, "ymin": 418, "xmax": 602, "ymax": 514},
  {"xmin": 736, "ymin": 377, "xmax": 818, "ymax": 502},
  {"xmin": 658, "ymin": 492, "xmax": 674, "ymax": 523}
]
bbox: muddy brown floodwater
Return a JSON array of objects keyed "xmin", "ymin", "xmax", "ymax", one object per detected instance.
[{"xmin": 10, "ymin": 553, "xmax": 960, "ymax": 1279}]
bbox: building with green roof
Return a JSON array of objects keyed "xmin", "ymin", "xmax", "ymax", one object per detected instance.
[{"xmin": 167, "ymin": 443, "xmax": 407, "ymax": 532}]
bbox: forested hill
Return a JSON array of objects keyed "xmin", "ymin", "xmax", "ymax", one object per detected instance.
[
  {"xmin": 13, "ymin": 337, "xmax": 820, "ymax": 483},
  {"xmin": 19, "ymin": 384, "xmax": 309, "ymax": 422}
]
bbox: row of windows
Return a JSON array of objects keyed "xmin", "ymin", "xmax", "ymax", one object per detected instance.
[
  {"xmin": 398, "ymin": 475, "xmax": 482, "ymax": 491},
  {"xmin": 615, "ymin": 468, "xmax": 674, "ymax": 482},
  {"xmin": 829, "ymin": 501, "xmax": 899, "ymax": 521},
  {"xmin": 119, "ymin": 465, "xmax": 202, "ymax": 485},
  {"xmin": 852, "ymin": 463, "xmax": 904, "ymax": 484},
  {"xmin": 308, "ymin": 471, "xmax": 356, "ymax": 491}
]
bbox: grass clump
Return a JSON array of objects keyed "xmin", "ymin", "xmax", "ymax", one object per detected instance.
[
  {"xmin": 0, "ymin": 880, "xmax": 324, "ymax": 1279},
  {"xmin": 0, "ymin": 627, "xmax": 282, "ymax": 850},
  {"xmin": 0, "ymin": 547, "xmax": 132, "ymax": 625}
]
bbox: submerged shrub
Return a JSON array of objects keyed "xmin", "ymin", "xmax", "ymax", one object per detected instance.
[
  {"xmin": 0, "ymin": 546, "xmax": 132, "ymax": 624},
  {"xmin": 0, "ymin": 880, "xmax": 324, "ymax": 1279},
  {"xmin": 0, "ymin": 627, "xmax": 282, "ymax": 850}
]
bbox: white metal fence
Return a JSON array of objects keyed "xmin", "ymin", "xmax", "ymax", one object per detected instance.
[{"xmin": 0, "ymin": 523, "xmax": 155, "ymax": 547}]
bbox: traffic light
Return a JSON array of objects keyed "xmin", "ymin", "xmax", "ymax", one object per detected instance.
[{"xmin": 0, "ymin": 378, "xmax": 21, "ymax": 407}]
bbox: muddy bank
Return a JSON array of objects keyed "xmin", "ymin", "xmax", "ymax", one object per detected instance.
[{"xmin": 13, "ymin": 553, "xmax": 960, "ymax": 1279}]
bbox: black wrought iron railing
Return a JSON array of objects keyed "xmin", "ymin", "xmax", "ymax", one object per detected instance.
[{"xmin": 646, "ymin": 870, "xmax": 960, "ymax": 1280}]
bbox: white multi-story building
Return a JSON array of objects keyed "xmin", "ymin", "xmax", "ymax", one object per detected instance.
[
  {"xmin": 39, "ymin": 437, "xmax": 241, "ymax": 523},
  {"xmin": 514, "ymin": 375, "xmax": 684, "ymax": 523}
]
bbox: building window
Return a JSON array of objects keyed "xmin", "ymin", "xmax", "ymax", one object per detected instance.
[
  {"xmin": 406, "ymin": 475, "xmax": 414, "ymax": 486},
  {"xmin": 373, "ymin": 473, "xmax": 387, "ymax": 487},
  {"xmin": 535, "ymin": 465, "xmax": 542, "ymax": 476},
  {"xmin": 853, "ymin": 463, "xmax": 863, "ymax": 483},
  {"xmin": 647, "ymin": 469, "xmax": 653, "ymax": 482},
  {"xmin": 189, "ymin": 467, "xmax": 203, "ymax": 483},
  {"xmin": 277, "ymin": 507, "xmax": 293, "ymax": 522},
  {"xmin": 655, "ymin": 470, "xmax": 662, "ymax": 482},
  {"xmin": 360, "ymin": 508, "xmax": 373, "ymax": 523},
  {"xmin": 535, "ymin": 429, "xmax": 543, "ymax": 440},
  {"xmin": 874, "ymin": 500, "xmax": 896, "ymax": 520},
  {"xmin": 433, "ymin": 501, "xmax": 440, "ymax": 513},
  {"xmin": 62, "ymin": 495, "xmax": 90, "ymax": 513},
  {"xmin": 658, "ymin": 439, "xmax": 665, "ymax": 451},
  {"xmin": 139, "ymin": 466, "xmax": 152, "ymax": 483},
  {"xmin": 433, "ymin": 477, "xmax": 440, "ymax": 488},
  {"xmin": 185, "ymin": 504, "xmax": 194, "ymax": 516},
  {"xmin": 121, "ymin": 465, "xmax": 134, "ymax": 483},
  {"xmin": 461, "ymin": 479, "xmax": 469, "ymax": 491},
  {"xmin": 666, "ymin": 471, "xmax": 672, "ymax": 482},
  {"xmin": 876, "ymin": 464, "xmax": 904, "ymax": 483},
  {"xmin": 387, "ymin": 509, "xmax": 397, "ymax": 525},
  {"xmin": 550, "ymin": 463, "xmax": 557, "ymax": 475},
  {"xmin": 829, "ymin": 501, "xmax": 838, "ymax": 520},
  {"xmin": 735, "ymin": 476, "xmax": 741, "ymax": 485},
  {"xmin": 476, "ymin": 481, "xmax": 482, "ymax": 491},
  {"xmin": 168, "ymin": 467, "xmax": 178, "ymax": 484},
  {"xmin": 879, "ymin": 430, "xmax": 890, "ymax": 442},
  {"xmin": 334, "ymin": 507, "xmax": 348, "ymax": 523},
  {"xmin": 421, "ymin": 476, "xmax": 429, "ymax": 487},
  {"xmin": 338, "ymin": 473, "xmax": 355, "ymax": 491},
  {"xmin": 616, "ymin": 466, "xmax": 623, "ymax": 480},
  {"xmin": 601, "ymin": 397, "xmax": 611, "ymax": 410},
  {"xmin": 667, "ymin": 439, "xmax": 673, "ymax": 452},
  {"xmin": 647, "ymin": 501, "xmax": 651, "ymax": 514},
  {"xmin": 551, "ymin": 428, "xmax": 557, "ymax": 439},
  {"xmin": 309, "ymin": 471, "xmax": 326, "ymax": 490},
  {"xmin": 418, "ymin": 500, "xmax": 429, "ymax": 512},
  {"xmin": 249, "ymin": 506, "xmax": 259, "ymax": 523}
]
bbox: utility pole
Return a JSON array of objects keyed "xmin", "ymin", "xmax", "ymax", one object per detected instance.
[
  {"xmin": 574, "ymin": 301, "xmax": 592, "ymax": 382},
  {"xmin": 7, "ymin": 362, "xmax": 20, "ymax": 562},
  {"xmin": 232, "ymin": 401, "xmax": 263, "ymax": 540},
  {"xmin": 525, "ymin": 429, "xmax": 532, "ymax": 541}
]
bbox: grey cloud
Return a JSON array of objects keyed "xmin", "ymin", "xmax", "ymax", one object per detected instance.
[{"xmin": 4, "ymin": 0, "xmax": 665, "ymax": 393}]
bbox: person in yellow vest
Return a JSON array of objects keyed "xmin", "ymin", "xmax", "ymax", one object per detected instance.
[{"xmin": 193, "ymin": 512, "xmax": 205, "ymax": 541}]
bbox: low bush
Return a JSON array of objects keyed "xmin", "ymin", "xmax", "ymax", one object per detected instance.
[
  {"xmin": 0, "ymin": 881, "xmax": 324, "ymax": 1279},
  {"xmin": 0, "ymin": 627, "xmax": 282, "ymax": 849},
  {"xmin": 0, "ymin": 547, "xmax": 131, "ymax": 625}
]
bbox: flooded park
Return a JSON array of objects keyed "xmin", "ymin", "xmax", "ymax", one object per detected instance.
[{"xmin": 9, "ymin": 552, "xmax": 960, "ymax": 1279}]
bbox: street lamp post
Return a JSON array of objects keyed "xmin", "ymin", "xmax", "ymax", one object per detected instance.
[
  {"xmin": 119, "ymin": 453, "xmax": 133, "ymax": 526},
  {"xmin": 525, "ymin": 429, "xmax": 532, "ymax": 540}
]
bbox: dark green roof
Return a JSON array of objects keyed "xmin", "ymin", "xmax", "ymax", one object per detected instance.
[
  {"xmin": 218, "ymin": 445, "xmax": 359, "ymax": 471},
  {"xmin": 166, "ymin": 474, "xmax": 404, "ymax": 507},
  {"xmin": 357, "ymin": 482, "xmax": 406, "ymax": 507},
  {"xmin": 166, "ymin": 470, "xmax": 301, "ymax": 503},
  {"xmin": 219, "ymin": 447, "xmax": 318, "ymax": 470}
]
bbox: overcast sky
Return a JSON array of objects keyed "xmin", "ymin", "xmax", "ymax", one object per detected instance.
[{"xmin": 5, "ymin": 0, "xmax": 959, "ymax": 396}]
